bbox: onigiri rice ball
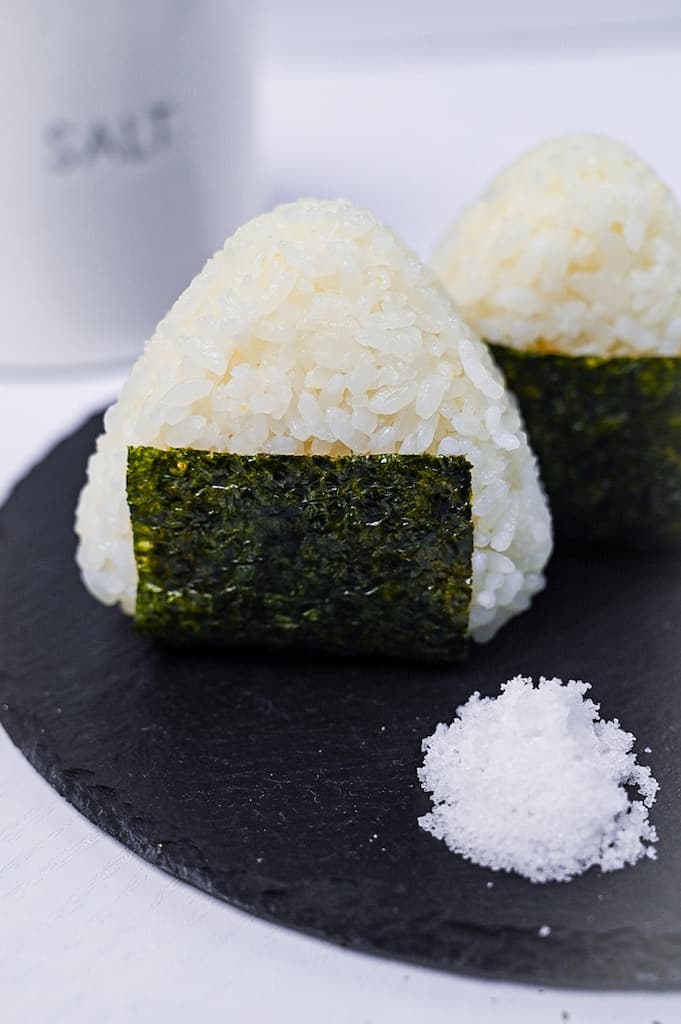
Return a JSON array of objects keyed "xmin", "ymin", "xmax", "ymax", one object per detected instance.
[
  {"xmin": 431, "ymin": 136, "xmax": 681, "ymax": 546},
  {"xmin": 75, "ymin": 198, "xmax": 552, "ymax": 641}
]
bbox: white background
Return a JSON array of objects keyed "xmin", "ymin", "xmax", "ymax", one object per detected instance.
[
  {"xmin": 3, "ymin": 3, "xmax": 681, "ymax": 1020},
  {"xmin": 258, "ymin": 2, "xmax": 681, "ymax": 258}
]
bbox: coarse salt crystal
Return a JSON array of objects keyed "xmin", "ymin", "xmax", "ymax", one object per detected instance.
[{"xmin": 418, "ymin": 675, "xmax": 659, "ymax": 883}]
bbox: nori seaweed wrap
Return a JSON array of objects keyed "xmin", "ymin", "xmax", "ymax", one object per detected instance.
[
  {"xmin": 127, "ymin": 448, "xmax": 473, "ymax": 661},
  {"xmin": 489, "ymin": 347, "xmax": 681, "ymax": 547}
]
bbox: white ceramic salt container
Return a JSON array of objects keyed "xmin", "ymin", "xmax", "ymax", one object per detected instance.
[{"xmin": 1, "ymin": 0, "xmax": 255, "ymax": 369}]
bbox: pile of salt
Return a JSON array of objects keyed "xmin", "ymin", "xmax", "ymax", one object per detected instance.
[{"xmin": 418, "ymin": 675, "xmax": 659, "ymax": 883}]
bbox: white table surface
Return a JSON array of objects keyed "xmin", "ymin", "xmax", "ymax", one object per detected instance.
[{"xmin": 3, "ymin": 41, "xmax": 681, "ymax": 1024}]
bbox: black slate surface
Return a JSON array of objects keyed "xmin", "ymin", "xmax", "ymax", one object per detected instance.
[{"xmin": 1, "ymin": 413, "xmax": 681, "ymax": 990}]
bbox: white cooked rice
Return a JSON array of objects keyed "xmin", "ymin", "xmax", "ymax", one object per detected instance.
[
  {"xmin": 433, "ymin": 134, "xmax": 681, "ymax": 357},
  {"xmin": 75, "ymin": 198, "xmax": 552, "ymax": 642}
]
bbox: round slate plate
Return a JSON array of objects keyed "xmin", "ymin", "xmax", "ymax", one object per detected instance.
[{"xmin": 1, "ymin": 414, "xmax": 681, "ymax": 990}]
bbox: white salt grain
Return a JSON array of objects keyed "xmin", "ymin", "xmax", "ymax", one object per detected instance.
[{"xmin": 418, "ymin": 675, "xmax": 659, "ymax": 883}]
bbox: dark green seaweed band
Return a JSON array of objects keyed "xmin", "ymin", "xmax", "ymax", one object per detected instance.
[
  {"xmin": 127, "ymin": 448, "xmax": 473, "ymax": 661},
  {"xmin": 489, "ymin": 344, "xmax": 681, "ymax": 547}
]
